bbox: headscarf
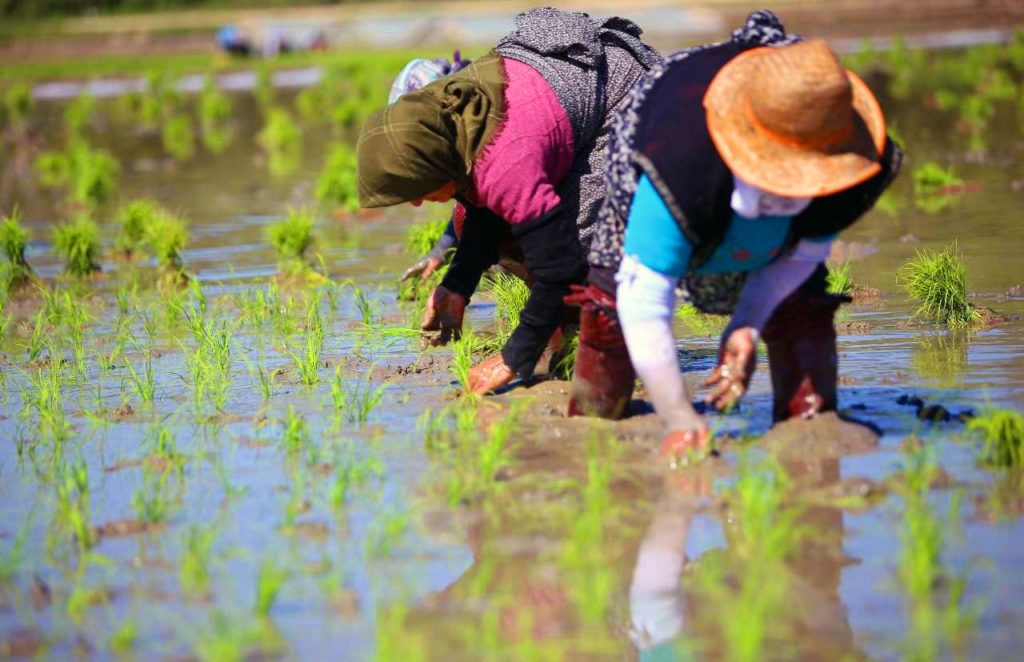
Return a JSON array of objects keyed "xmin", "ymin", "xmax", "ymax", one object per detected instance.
[
  {"xmin": 387, "ymin": 51, "xmax": 470, "ymax": 104},
  {"xmin": 357, "ymin": 54, "xmax": 506, "ymax": 208}
]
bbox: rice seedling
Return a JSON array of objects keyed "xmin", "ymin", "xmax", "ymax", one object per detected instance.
[
  {"xmin": 330, "ymin": 366, "xmax": 387, "ymax": 425},
  {"xmin": 288, "ymin": 299, "xmax": 323, "ymax": 386},
  {"xmin": 280, "ymin": 405, "xmax": 311, "ymax": 457},
  {"xmin": 450, "ymin": 328, "xmax": 477, "ymax": 394},
  {"xmin": 145, "ymin": 208, "xmax": 189, "ymax": 284},
  {"xmin": 254, "ymin": 558, "xmax": 287, "ymax": 617},
  {"xmin": 315, "ymin": 143, "xmax": 359, "ymax": 213},
  {"xmin": 180, "ymin": 524, "xmax": 216, "ymax": 597},
  {"xmin": 53, "ymin": 214, "xmax": 101, "ymax": 277},
  {"xmin": 404, "ymin": 216, "xmax": 450, "ymax": 257},
  {"xmin": 675, "ymin": 302, "xmax": 727, "ymax": 337},
  {"xmin": 0, "ymin": 208, "xmax": 35, "ymax": 291},
  {"xmin": 898, "ymin": 243, "xmax": 981, "ymax": 328},
  {"xmin": 967, "ymin": 407, "xmax": 1024, "ymax": 468},
  {"xmin": 265, "ymin": 208, "xmax": 316, "ymax": 276},
  {"xmin": 162, "ymin": 112, "xmax": 196, "ymax": 161},
  {"xmin": 826, "ymin": 261, "xmax": 855, "ymax": 296},
  {"xmin": 352, "ymin": 286, "xmax": 375, "ymax": 326},
  {"xmin": 122, "ymin": 336, "xmax": 156, "ymax": 405},
  {"xmin": 115, "ymin": 199, "xmax": 159, "ymax": 258},
  {"xmin": 257, "ymin": 107, "xmax": 301, "ymax": 177}
]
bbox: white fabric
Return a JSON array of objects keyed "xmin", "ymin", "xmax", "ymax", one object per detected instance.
[
  {"xmin": 616, "ymin": 254, "xmax": 677, "ymax": 324},
  {"xmin": 731, "ymin": 174, "xmax": 813, "ymax": 219},
  {"xmin": 617, "ymin": 256, "xmax": 703, "ymax": 432}
]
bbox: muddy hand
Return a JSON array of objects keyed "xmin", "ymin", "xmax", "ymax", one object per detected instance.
[
  {"xmin": 660, "ymin": 426, "xmax": 712, "ymax": 470},
  {"xmin": 468, "ymin": 354, "xmax": 515, "ymax": 394},
  {"xmin": 402, "ymin": 255, "xmax": 444, "ymax": 283},
  {"xmin": 703, "ymin": 327, "xmax": 757, "ymax": 411},
  {"xmin": 420, "ymin": 285, "xmax": 466, "ymax": 348}
]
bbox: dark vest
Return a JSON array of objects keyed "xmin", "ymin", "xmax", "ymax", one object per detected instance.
[{"xmin": 631, "ymin": 42, "xmax": 902, "ymax": 269}]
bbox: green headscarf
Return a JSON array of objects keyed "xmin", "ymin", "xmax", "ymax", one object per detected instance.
[{"xmin": 357, "ymin": 54, "xmax": 507, "ymax": 208}]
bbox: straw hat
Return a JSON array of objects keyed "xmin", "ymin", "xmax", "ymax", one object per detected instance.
[{"xmin": 704, "ymin": 39, "xmax": 886, "ymax": 198}]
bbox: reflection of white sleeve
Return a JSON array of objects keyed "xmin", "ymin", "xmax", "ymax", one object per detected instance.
[
  {"xmin": 616, "ymin": 256, "xmax": 700, "ymax": 432},
  {"xmin": 730, "ymin": 239, "xmax": 832, "ymax": 332}
]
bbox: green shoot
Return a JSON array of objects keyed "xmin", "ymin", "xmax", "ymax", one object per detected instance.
[
  {"xmin": 0, "ymin": 208, "xmax": 34, "ymax": 290},
  {"xmin": 898, "ymin": 243, "xmax": 980, "ymax": 328},
  {"xmin": 315, "ymin": 142, "xmax": 359, "ymax": 213},
  {"xmin": 265, "ymin": 208, "xmax": 316, "ymax": 275},
  {"xmin": 404, "ymin": 216, "xmax": 449, "ymax": 257},
  {"xmin": 53, "ymin": 214, "xmax": 101, "ymax": 277},
  {"xmin": 255, "ymin": 558, "xmax": 287, "ymax": 617},
  {"xmin": 967, "ymin": 408, "xmax": 1024, "ymax": 468},
  {"xmin": 826, "ymin": 261, "xmax": 855, "ymax": 296}
]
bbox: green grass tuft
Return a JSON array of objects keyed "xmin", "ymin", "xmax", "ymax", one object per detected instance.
[
  {"xmin": 116, "ymin": 199, "xmax": 161, "ymax": 256},
  {"xmin": 53, "ymin": 214, "xmax": 101, "ymax": 277},
  {"xmin": 0, "ymin": 209, "xmax": 34, "ymax": 290},
  {"xmin": 265, "ymin": 208, "xmax": 316, "ymax": 269},
  {"xmin": 967, "ymin": 408, "xmax": 1024, "ymax": 468},
  {"xmin": 404, "ymin": 216, "xmax": 449, "ymax": 256},
  {"xmin": 315, "ymin": 143, "xmax": 359, "ymax": 213},
  {"xmin": 826, "ymin": 261, "xmax": 855, "ymax": 296},
  {"xmin": 898, "ymin": 243, "xmax": 980, "ymax": 328}
]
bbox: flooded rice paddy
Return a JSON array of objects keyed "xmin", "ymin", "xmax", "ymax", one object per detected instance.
[{"xmin": 1, "ymin": 40, "xmax": 1023, "ymax": 660}]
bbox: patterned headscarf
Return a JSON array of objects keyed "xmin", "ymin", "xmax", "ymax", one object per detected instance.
[{"xmin": 387, "ymin": 51, "xmax": 470, "ymax": 104}]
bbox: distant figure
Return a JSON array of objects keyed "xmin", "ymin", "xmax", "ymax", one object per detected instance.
[{"xmin": 216, "ymin": 25, "xmax": 252, "ymax": 57}]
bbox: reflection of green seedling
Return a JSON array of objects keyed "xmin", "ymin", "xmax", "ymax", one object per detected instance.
[
  {"xmin": 162, "ymin": 113, "xmax": 196, "ymax": 161},
  {"xmin": 897, "ymin": 445, "xmax": 975, "ymax": 659},
  {"xmin": 54, "ymin": 214, "xmax": 101, "ymax": 277},
  {"xmin": 55, "ymin": 460, "xmax": 94, "ymax": 550},
  {"xmin": 255, "ymin": 558, "xmax": 287, "ymax": 617},
  {"xmin": 257, "ymin": 107, "xmax": 301, "ymax": 177},
  {"xmin": 181, "ymin": 525, "xmax": 217, "ymax": 597},
  {"xmin": 967, "ymin": 408, "xmax": 1024, "ymax": 468},
  {"xmin": 898, "ymin": 243, "xmax": 980, "ymax": 328},
  {"xmin": 199, "ymin": 78, "xmax": 233, "ymax": 153},
  {"xmin": 132, "ymin": 468, "xmax": 173, "ymax": 524}
]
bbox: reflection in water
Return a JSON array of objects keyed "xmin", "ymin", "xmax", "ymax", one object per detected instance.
[
  {"xmin": 911, "ymin": 331, "xmax": 969, "ymax": 388},
  {"xmin": 629, "ymin": 457, "xmax": 861, "ymax": 660}
]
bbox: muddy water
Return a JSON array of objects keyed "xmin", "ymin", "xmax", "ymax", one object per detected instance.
[{"xmin": 1, "ymin": 67, "xmax": 1023, "ymax": 659}]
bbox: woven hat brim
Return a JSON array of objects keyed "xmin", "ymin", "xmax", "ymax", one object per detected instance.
[{"xmin": 703, "ymin": 46, "xmax": 887, "ymax": 198}]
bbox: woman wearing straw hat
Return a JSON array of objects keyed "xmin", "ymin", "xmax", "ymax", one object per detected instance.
[
  {"xmin": 357, "ymin": 8, "xmax": 660, "ymax": 392},
  {"xmin": 573, "ymin": 14, "xmax": 902, "ymax": 460}
]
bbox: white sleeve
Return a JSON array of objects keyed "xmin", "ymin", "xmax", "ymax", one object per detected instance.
[
  {"xmin": 729, "ymin": 239, "xmax": 832, "ymax": 333},
  {"xmin": 616, "ymin": 256, "xmax": 703, "ymax": 433}
]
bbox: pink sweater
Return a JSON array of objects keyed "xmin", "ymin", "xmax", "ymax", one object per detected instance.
[{"xmin": 464, "ymin": 58, "xmax": 575, "ymax": 225}]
